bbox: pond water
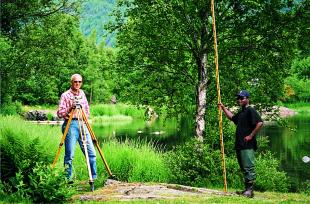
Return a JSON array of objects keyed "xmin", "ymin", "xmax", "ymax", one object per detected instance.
[
  {"xmin": 92, "ymin": 117, "xmax": 193, "ymax": 150},
  {"xmin": 258, "ymin": 115, "xmax": 310, "ymax": 191},
  {"xmin": 93, "ymin": 113, "xmax": 310, "ymax": 191}
]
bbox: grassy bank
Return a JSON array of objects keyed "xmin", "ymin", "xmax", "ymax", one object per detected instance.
[
  {"xmin": 0, "ymin": 115, "xmax": 170, "ymax": 202},
  {"xmin": 20, "ymin": 103, "xmax": 147, "ymax": 122},
  {"xmin": 284, "ymin": 101, "xmax": 310, "ymax": 115}
]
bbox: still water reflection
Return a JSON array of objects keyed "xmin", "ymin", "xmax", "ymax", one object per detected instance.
[
  {"xmin": 259, "ymin": 115, "xmax": 310, "ymax": 191},
  {"xmin": 92, "ymin": 118, "xmax": 193, "ymax": 150}
]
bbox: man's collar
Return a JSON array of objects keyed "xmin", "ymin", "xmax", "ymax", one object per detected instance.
[
  {"xmin": 70, "ymin": 88, "xmax": 80, "ymax": 95},
  {"xmin": 241, "ymin": 104, "xmax": 249, "ymax": 111}
]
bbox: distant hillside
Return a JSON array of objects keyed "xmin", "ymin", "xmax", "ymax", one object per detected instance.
[{"xmin": 80, "ymin": 0, "xmax": 116, "ymax": 46}]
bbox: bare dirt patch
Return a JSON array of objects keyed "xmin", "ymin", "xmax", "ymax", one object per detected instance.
[{"xmin": 74, "ymin": 179, "xmax": 234, "ymax": 202}]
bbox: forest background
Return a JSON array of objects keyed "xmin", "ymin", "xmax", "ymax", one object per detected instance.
[{"xmin": 0, "ymin": 0, "xmax": 309, "ymax": 203}]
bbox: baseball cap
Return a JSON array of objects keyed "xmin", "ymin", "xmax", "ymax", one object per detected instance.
[{"xmin": 236, "ymin": 90, "xmax": 250, "ymax": 98}]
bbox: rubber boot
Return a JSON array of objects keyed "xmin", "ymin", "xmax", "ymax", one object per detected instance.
[
  {"xmin": 236, "ymin": 183, "xmax": 247, "ymax": 195},
  {"xmin": 236, "ymin": 188, "xmax": 246, "ymax": 195},
  {"xmin": 242, "ymin": 182, "xmax": 254, "ymax": 198}
]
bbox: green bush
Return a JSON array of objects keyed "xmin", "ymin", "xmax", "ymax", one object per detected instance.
[
  {"xmin": 165, "ymin": 139, "xmax": 224, "ymax": 188},
  {"xmin": 255, "ymin": 151, "xmax": 290, "ymax": 192},
  {"xmin": 26, "ymin": 162, "xmax": 74, "ymax": 202},
  {"xmin": 0, "ymin": 119, "xmax": 73, "ymax": 202},
  {"xmin": 300, "ymin": 180, "xmax": 310, "ymax": 195},
  {"xmin": 283, "ymin": 76, "xmax": 310, "ymax": 102},
  {"xmin": 0, "ymin": 181, "xmax": 32, "ymax": 203},
  {"xmin": 166, "ymin": 138, "xmax": 290, "ymax": 192},
  {"xmin": 0, "ymin": 101, "xmax": 22, "ymax": 115}
]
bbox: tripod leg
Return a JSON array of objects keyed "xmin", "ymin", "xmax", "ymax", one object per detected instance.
[
  {"xmin": 52, "ymin": 110, "xmax": 75, "ymax": 168},
  {"xmin": 77, "ymin": 109, "xmax": 94, "ymax": 191},
  {"xmin": 81, "ymin": 109, "xmax": 114, "ymax": 178}
]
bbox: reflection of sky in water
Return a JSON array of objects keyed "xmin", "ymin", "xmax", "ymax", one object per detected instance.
[{"xmin": 302, "ymin": 156, "xmax": 310, "ymax": 163}]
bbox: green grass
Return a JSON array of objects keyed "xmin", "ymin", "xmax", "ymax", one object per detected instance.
[
  {"xmin": 284, "ymin": 101, "xmax": 310, "ymax": 115},
  {"xmin": 22, "ymin": 103, "xmax": 147, "ymax": 120},
  {"xmin": 91, "ymin": 103, "xmax": 145, "ymax": 119},
  {"xmin": 92, "ymin": 115, "xmax": 133, "ymax": 123},
  {"xmin": 0, "ymin": 115, "xmax": 170, "ymax": 189},
  {"xmin": 0, "ymin": 115, "xmax": 60, "ymax": 159},
  {"xmin": 71, "ymin": 190, "xmax": 310, "ymax": 204}
]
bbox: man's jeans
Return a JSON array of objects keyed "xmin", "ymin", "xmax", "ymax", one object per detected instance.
[
  {"xmin": 62, "ymin": 120, "xmax": 97, "ymax": 180},
  {"xmin": 236, "ymin": 149, "xmax": 256, "ymax": 184}
]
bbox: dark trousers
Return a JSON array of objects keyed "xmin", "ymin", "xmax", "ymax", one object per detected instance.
[{"xmin": 236, "ymin": 149, "xmax": 256, "ymax": 184}]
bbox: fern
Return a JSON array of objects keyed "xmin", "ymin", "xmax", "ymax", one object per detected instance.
[{"xmin": 0, "ymin": 128, "xmax": 50, "ymax": 187}]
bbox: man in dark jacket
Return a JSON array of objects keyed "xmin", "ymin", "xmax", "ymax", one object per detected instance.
[{"xmin": 218, "ymin": 90, "xmax": 263, "ymax": 198}]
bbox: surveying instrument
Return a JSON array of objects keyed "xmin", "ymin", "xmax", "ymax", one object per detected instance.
[{"xmin": 52, "ymin": 96, "xmax": 114, "ymax": 191}]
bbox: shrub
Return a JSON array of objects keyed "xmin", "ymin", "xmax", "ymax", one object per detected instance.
[
  {"xmin": 283, "ymin": 76, "xmax": 310, "ymax": 102},
  {"xmin": 0, "ymin": 101, "xmax": 22, "ymax": 115},
  {"xmin": 166, "ymin": 138, "xmax": 290, "ymax": 192},
  {"xmin": 300, "ymin": 180, "xmax": 310, "ymax": 195},
  {"xmin": 26, "ymin": 162, "xmax": 74, "ymax": 202},
  {"xmin": 0, "ymin": 119, "xmax": 73, "ymax": 202},
  {"xmin": 0, "ymin": 181, "xmax": 32, "ymax": 203},
  {"xmin": 254, "ymin": 151, "xmax": 289, "ymax": 192},
  {"xmin": 165, "ymin": 139, "xmax": 224, "ymax": 188}
]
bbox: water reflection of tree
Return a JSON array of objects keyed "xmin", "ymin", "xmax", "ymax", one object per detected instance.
[{"xmin": 267, "ymin": 116, "xmax": 310, "ymax": 191}]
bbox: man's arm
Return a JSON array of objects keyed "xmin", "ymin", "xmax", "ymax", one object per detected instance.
[
  {"xmin": 57, "ymin": 94, "xmax": 72, "ymax": 119},
  {"xmin": 244, "ymin": 121, "xmax": 263, "ymax": 142},
  {"xmin": 218, "ymin": 103, "xmax": 233, "ymax": 120}
]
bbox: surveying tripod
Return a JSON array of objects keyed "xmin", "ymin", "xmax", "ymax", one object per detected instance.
[{"xmin": 52, "ymin": 100, "xmax": 114, "ymax": 191}]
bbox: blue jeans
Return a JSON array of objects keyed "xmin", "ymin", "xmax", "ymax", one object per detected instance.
[{"xmin": 62, "ymin": 120, "xmax": 97, "ymax": 180}]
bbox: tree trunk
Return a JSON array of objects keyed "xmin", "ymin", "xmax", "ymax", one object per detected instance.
[{"xmin": 195, "ymin": 53, "xmax": 207, "ymax": 141}]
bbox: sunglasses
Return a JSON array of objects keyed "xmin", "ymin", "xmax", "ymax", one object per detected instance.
[
  {"xmin": 236, "ymin": 97, "xmax": 247, "ymax": 100},
  {"xmin": 73, "ymin": 81, "xmax": 82, "ymax": 83}
]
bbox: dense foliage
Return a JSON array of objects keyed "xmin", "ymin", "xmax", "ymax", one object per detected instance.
[
  {"xmin": 110, "ymin": 0, "xmax": 309, "ymax": 139},
  {"xmin": 166, "ymin": 138, "xmax": 290, "ymax": 192},
  {"xmin": 283, "ymin": 57, "xmax": 310, "ymax": 102},
  {"xmin": 112, "ymin": 0, "xmax": 305, "ymax": 108},
  {"xmin": 0, "ymin": 0, "xmax": 118, "ymax": 107},
  {"xmin": 0, "ymin": 119, "xmax": 74, "ymax": 202}
]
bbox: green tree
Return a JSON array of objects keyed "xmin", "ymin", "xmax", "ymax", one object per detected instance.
[
  {"xmin": 0, "ymin": 36, "xmax": 15, "ymax": 105},
  {"xmin": 9, "ymin": 13, "xmax": 89, "ymax": 104},
  {"xmin": 0, "ymin": 0, "xmax": 83, "ymax": 105},
  {"xmin": 112, "ymin": 0, "xmax": 300, "ymax": 139},
  {"xmin": 0, "ymin": 0, "xmax": 79, "ymax": 38}
]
